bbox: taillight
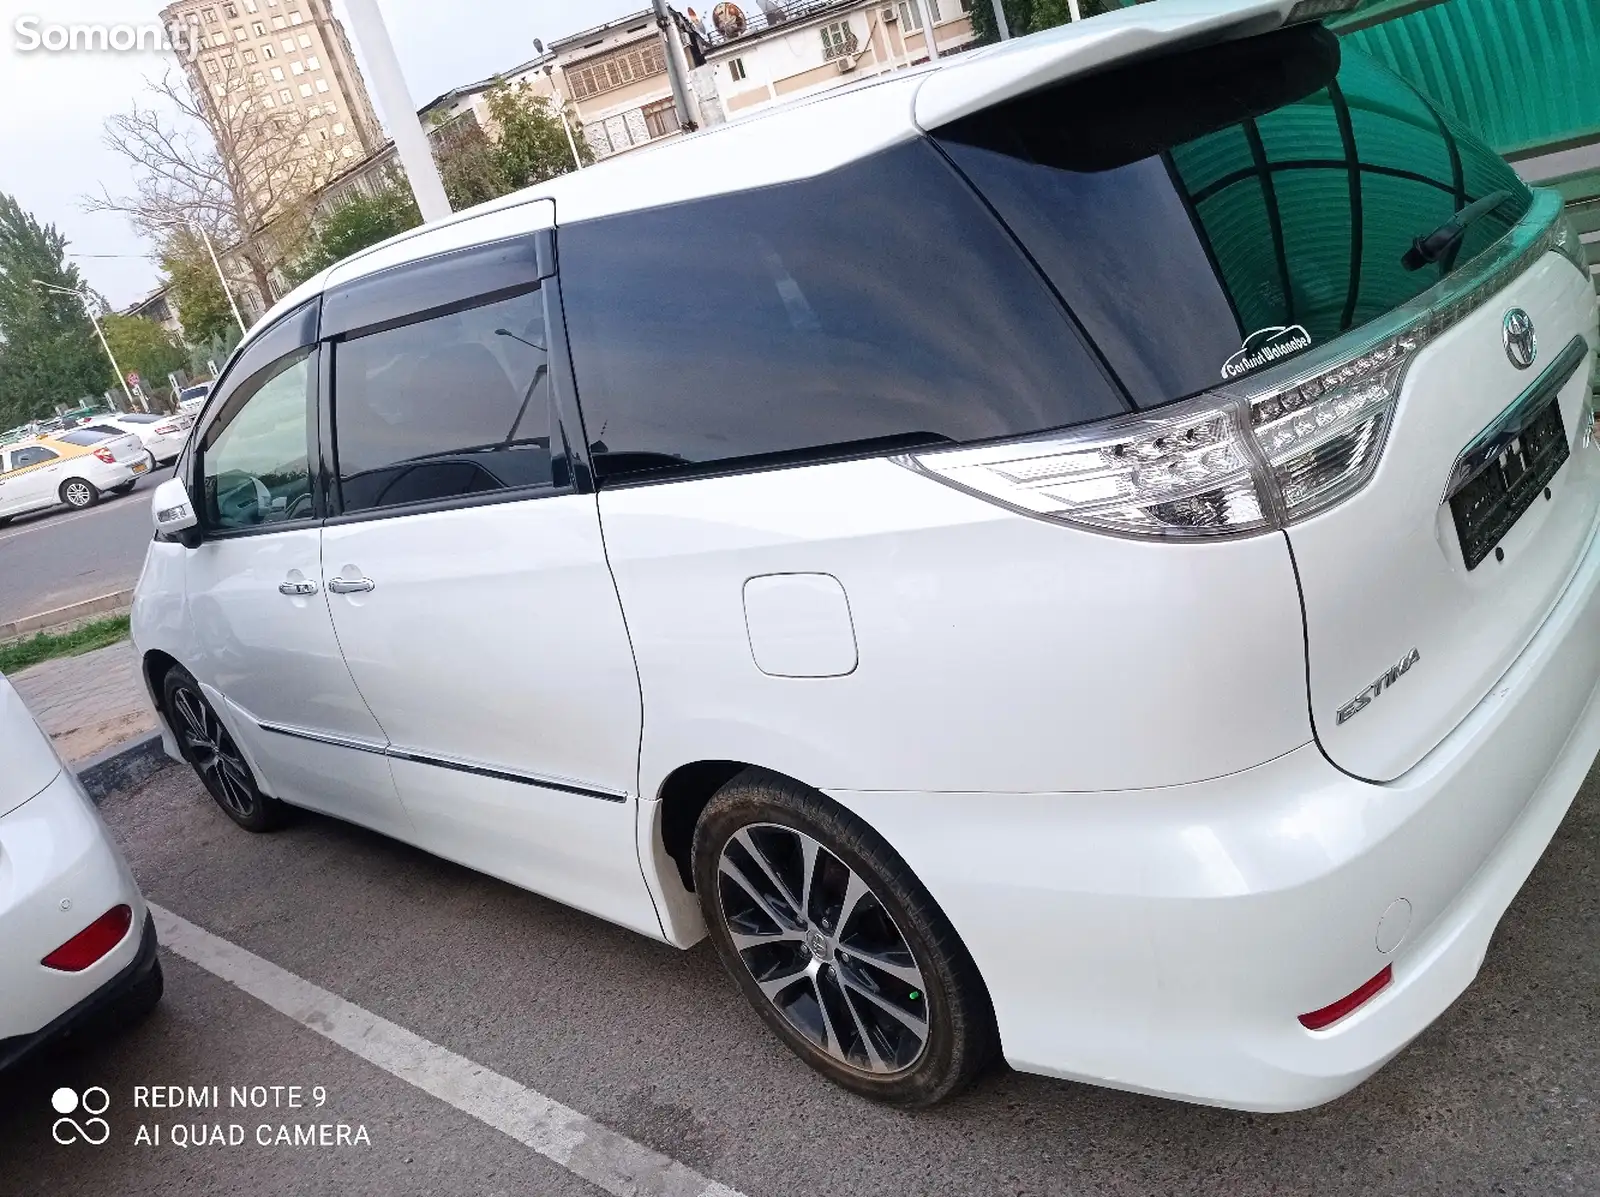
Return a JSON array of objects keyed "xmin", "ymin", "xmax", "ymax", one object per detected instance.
[
  {"xmin": 898, "ymin": 189, "xmax": 1574, "ymax": 540},
  {"xmin": 93, "ymin": 447, "xmax": 117, "ymax": 464},
  {"xmin": 1297, "ymin": 965, "xmax": 1392, "ymax": 1030},
  {"xmin": 42, "ymin": 905, "xmax": 133, "ymax": 972},
  {"xmin": 154, "ymin": 424, "xmax": 180, "ymax": 435}
]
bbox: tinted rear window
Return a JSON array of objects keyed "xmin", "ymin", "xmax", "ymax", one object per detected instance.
[
  {"xmin": 331, "ymin": 287, "xmax": 558, "ymax": 514},
  {"xmin": 935, "ymin": 26, "xmax": 1533, "ymax": 408},
  {"xmin": 55, "ymin": 428, "xmax": 116, "ymax": 446},
  {"xmin": 560, "ymin": 140, "xmax": 1124, "ymax": 481}
]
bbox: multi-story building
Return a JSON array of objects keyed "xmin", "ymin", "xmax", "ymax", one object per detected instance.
[
  {"xmin": 159, "ymin": 0, "xmax": 384, "ymax": 224},
  {"xmin": 702, "ymin": 0, "xmax": 978, "ymax": 119},
  {"xmin": 549, "ymin": 12, "xmax": 688, "ymax": 161}
]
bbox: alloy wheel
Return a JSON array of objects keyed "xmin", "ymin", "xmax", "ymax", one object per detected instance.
[
  {"xmin": 717, "ymin": 823, "xmax": 931, "ymax": 1075},
  {"xmin": 64, "ymin": 481, "xmax": 92, "ymax": 507},
  {"xmin": 170, "ymin": 684, "xmax": 256, "ymax": 819}
]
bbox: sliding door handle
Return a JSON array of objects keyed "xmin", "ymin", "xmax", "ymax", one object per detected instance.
[{"xmin": 328, "ymin": 576, "xmax": 375, "ymax": 595}]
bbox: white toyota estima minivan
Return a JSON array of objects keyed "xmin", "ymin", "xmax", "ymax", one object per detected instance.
[{"xmin": 133, "ymin": 0, "xmax": 1600, "ymax": 1110}]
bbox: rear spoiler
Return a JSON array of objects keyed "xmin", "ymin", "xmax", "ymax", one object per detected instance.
[{"xmin": 912, "ymin": 0, "xmax": 1358, "ymax": 131}]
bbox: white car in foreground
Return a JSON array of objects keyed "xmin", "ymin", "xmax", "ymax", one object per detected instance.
[
  {"xmin": 96, "ymin": 412, "xmax": 195, "ymax": 467},
  {"xmin": 132, "ymin": 0, "xmax": 1598, "ymax": 1110},
  {"xmin": 0, "ymin": 675, "xmax": 162, "ymax": 1072}
]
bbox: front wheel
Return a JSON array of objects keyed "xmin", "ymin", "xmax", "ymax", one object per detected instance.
[
  {"xmin": 161, "ymin": 666, "xmax": 287, "ymax": 832},
  {"xmin": 60, "ymin": 478, "xmax": 99, "ymax": 509},
  {"xmin": 693, "ymin": 769, "xmax": 996, "ymax": 1106}
]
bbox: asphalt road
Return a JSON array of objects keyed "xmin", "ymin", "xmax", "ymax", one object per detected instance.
[
  {"xmin": 0, "ymin": 467, "xmax": 170, "ymax": 626},
  {"xmin": 2, "ymin": 761, "xmax": 1596, "ymax": 1197}
]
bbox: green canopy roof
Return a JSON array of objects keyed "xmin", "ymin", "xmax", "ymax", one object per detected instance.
[{"xmin": 1337, "ymin": 0, "xmax": 1600, "ymax": 158}]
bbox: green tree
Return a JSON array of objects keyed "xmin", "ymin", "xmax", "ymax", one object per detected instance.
[
  {"xmin": 483, "ymin": 80, "xmax": 594, "ymax": 190},
  {"xmin": 101, "ymin": 314, "xmax": 188, "ymax": 402},
  {"xmin": 188, "ymin": 325, "xmax": 243, "ymax": 380},
  {"xmin": 284, "ymin": 183, "xmax": 422, "ymax": 285},
  {"xmin": 162, "ymin": 238, "xmax": 238, "ymax": 348},
  {"xmin": 0, "ymin": 193, "xmax": 112, "ymax": 425},
  {"xmin": 438, "ymin": 123, "xmax": 511, "ymax": 210}
]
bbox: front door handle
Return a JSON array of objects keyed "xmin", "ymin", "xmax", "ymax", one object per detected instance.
[
  {"xmin": 279, "ymin": 580, "xmax": 318, "ymax": 596},
  {"xmin": 327, "ymin": 576, "xmax": 375, "ymax": 595}
]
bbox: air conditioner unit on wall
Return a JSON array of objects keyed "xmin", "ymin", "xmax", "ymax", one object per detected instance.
[
  {"xmin": 882, "ymin": 6, "xmax": 898, "ymax": 20},
  {"xmin": 836, "ymin": 56, "xmax": 856, "ymax": 72}
]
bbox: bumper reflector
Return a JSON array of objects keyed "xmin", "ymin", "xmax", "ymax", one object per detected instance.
[
  {"xmin": 1298, "ymin": 965, "xmax": 1392, "ymax": 1030},
  {"xmin": 42, "ymin": 905, "xmax": 133, "ymax": 972}
]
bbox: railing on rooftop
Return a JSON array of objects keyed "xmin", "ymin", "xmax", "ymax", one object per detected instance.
[{"xmin": 702, "ymin": 0, "xmax": 865, "ymax": 48}]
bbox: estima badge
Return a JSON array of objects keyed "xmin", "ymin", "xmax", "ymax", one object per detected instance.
[
  {"xmin": 1337, "ymin": 648, "xmax": 1421, "ymax": 725},
  {"xmin": 1221, "ymin": 325, "xmax": 1313, "ymax": 380}
]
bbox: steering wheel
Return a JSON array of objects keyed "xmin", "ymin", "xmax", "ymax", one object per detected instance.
[{"xmin": 214, "ymin": 474, "xmax": 272, "ymax": 526}]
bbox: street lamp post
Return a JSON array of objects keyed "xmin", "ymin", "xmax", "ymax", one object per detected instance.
[
  {"xmin": 32, "ymin": 279, "xmax": 138, "ymax": 410},
  {"xmin": 988, "ymin": 0, "xmax": 1012, "ymax": 38},
  {"xmin": 534, "ymin": 40, "xmax": 585, "ymax": 172},
  {"xmin": 338, "ymin": 0, "xmax": 452, "ymax": 222},
  {"xmin": 156, "ymin": 219, "xmax": 248, "ymax": 334}
]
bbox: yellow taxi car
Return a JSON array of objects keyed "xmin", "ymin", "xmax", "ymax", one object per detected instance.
[{"xmin": 0, "ymin": 426, "xmax": 150, "ymax": 522}]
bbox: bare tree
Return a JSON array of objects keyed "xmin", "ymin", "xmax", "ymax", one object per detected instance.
[{"xmin": 87, "ymin": 65, "xmax": 321, "ymax": 313}]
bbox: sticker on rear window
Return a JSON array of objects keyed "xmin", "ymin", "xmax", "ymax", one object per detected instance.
[{"xmin": 1221, "ymin": 325, "xmax": 1312, "ymax": 381}]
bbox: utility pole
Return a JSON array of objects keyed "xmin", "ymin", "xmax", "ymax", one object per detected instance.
[
  {"xmin": 651, "ymin": 0, "xmax": 699, "ymax": 133},
  {"xmin": 338, "ymin": 0, "xmax": 452, "ymax": 222},
  {"xmin": 33, "ymin": 280, "xmax": 137, "ymax": 409},
  {"xmin": 1067, "ymin": 0, "xmax": 1083, "ymax": 21},
  {"xmin": 990, "ymin": 0, "xmax": 1012, "ymax": 39},
  {"xmin": 916, "ymin": 0, "xmax": 942, "ymax": 58}
]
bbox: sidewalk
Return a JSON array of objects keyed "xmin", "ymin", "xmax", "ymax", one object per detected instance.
[{"xmin": 9, "ymin": 640, "xmax": 160, "ymax": 764}]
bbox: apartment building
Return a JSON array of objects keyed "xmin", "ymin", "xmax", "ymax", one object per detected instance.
[
  {"xmin": 159, "ymin": 0, "xmax": 384, "ymax": 224},
  {"xmin": 703, "ymin": 0, "xmax": 978, "ymax": 118},
  {"xmin": 550, "ymin": 12, "xmax": 687, "ymax": 161}
]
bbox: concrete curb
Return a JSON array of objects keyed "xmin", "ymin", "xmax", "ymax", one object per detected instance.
[
  {"xmin": 0, "ymin": 589, "xmax": 135, "ymax": 643},
  {"xmin": 76, "ymin": 732, "xmax": 172, "ymax": 805}
]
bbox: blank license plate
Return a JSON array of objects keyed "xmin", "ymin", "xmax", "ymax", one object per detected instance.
[
  {"xmin": 1449, "ymin": 397, "xmax": 1568, "ymax": 570},
  {"xmin": 131, "ymin": 460, "xmax": 149, "ymax": 473}
]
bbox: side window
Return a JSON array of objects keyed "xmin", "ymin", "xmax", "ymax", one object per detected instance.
[
  {"xmin": 331, "ymin": 287, "xmax": 556, "ymax": 515},
  {"xmin": 10, "ymin": 446, "xmax": 60, "ymax": 469},
  {"xmin": 200, "ymin": 351, "xmax": 314, "ymax": 532},
  {"xmin": 558, "ymin": 140, "xmax": 1125, "ymax": 481}
]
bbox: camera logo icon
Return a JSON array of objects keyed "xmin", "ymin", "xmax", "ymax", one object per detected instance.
[{"xmin": 51, "ymin": 1087, "xmax": 111, "ymax": 1146}]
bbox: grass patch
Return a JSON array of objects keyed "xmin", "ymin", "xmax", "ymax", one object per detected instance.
[{"xmin": 0, "ymin": 615, "xmax": 131, "ymax": 675}]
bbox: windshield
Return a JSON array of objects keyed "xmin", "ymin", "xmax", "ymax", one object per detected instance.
[{"xmin": 934, "ymin": 25, "xmax": 1533, "ymax": 408}]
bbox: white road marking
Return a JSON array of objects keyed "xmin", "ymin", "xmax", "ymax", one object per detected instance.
[{"xmin": 149, "ymin": 904, "xmax": 747, "ymax": 1197}]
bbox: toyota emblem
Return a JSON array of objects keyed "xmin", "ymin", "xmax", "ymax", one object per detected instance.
[{"xmin": 1502, "ymin": 308, "xmax": 1537, "ymax": 370}]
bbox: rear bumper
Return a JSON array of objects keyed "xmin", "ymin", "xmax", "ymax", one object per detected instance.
[
  {"xmin": 0, "ymin": 769, "xmax": 149, "ymax": 1048},
  {"xmin": 830, "ymin": 513, "xmax": 1600, "ymax": 1111},
  {"xmin": 0, "ymin": 912, "xmax": 158, "ymax": 1073}
]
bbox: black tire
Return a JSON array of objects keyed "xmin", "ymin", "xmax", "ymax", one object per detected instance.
[
  {"xmin": 693, "ymin": 768, "xmax": 996, "ymax": 1107},
  {"xmin": 161, "ymin": 665, "xmax": 288, "ymax": 832},
  {"xmin": 110, "ymin": 480, "xmax": 138, "ymax": 496},
  {"xmin": 59, "ymin": 478, "xmax": 99, "ymax": 509}
]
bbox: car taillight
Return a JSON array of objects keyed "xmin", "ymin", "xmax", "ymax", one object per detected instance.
[
  {"xmin": 42, "ymin": 905, "xmax": 133, "ymax": 972},
  {"xmin": 898, "ymin": 189, "xmax": 1573, "ymax": 540},
  {"xmin": 93, "ymin": 447, "xmax": 117, "ymax": 464},
  {"xmin": 154, "ymin": 424, "xmax": 180, "ymax": 435}
]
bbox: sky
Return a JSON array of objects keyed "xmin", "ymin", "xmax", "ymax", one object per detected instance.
[{"xmin": 0, "ymin": 0, "xmax": 640, "ymax": 308}]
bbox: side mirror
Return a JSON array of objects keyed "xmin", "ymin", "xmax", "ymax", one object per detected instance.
[{"xmin": 151, "ymin": 476, "xmax": 202, "ymax": 548}]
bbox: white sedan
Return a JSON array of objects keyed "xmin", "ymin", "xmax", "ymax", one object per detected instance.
[
  {"xmin": 0, "ymin": 674, "xmax": 162, "ymax": 1072},
  {"xmin": 96, "ymin": 412, "xmax": 195, "ymax": 466}
]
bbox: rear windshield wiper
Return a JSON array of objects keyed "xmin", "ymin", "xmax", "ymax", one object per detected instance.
[{"xmin": 1402, "ymin": 189, "xmax": 1515, "ymax": 271}]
